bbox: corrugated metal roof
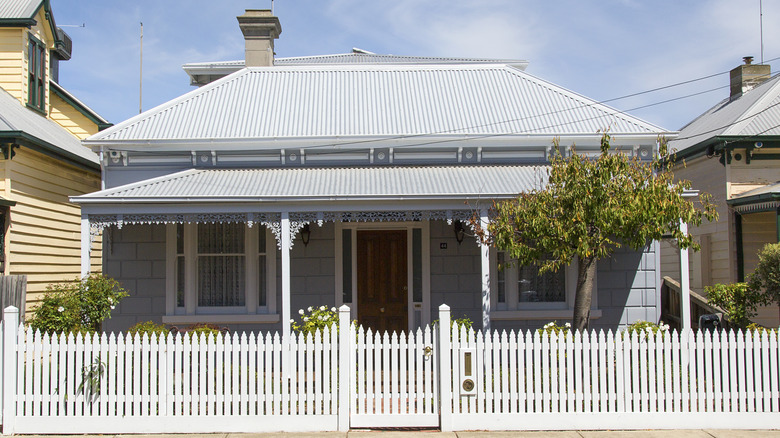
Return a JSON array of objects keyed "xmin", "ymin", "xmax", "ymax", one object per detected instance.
[
  {"xmin": 0, "ymin": 0, "xmax": 40, "ymax": 19},
  {"xmin": 73, "ymin": 165, "xmax": 547, "ymax": 202},
  {"xmin": 0, "ymin": 88, "xmax": 99, "ymax": 166},
  {"xmin": 90, "ymin": 64, "xmax": 664, "ymax": 143},
  {"xmin": 182, "ymin": 53, "xmax": 529, "ymax": 69},
  {"xmin": 671, "ymin": 74, "xmax": 780, "ymax": 153}
]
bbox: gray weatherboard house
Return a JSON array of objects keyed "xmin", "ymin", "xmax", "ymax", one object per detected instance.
[{"xmin": 72, "ymin": 10, "xmax": 669, "ymax": 338}]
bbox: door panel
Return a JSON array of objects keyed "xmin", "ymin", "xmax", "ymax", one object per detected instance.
[{"xmin": 357, "ymin": 230, "xmax": 408, "ymax": 334}]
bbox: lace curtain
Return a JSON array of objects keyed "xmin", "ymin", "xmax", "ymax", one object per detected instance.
[{"xmin": 197, "ymin": 222, "xmax": 245, "ymax": 306}]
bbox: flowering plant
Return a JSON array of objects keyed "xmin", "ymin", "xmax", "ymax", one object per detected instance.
[
  {"xmin": 537, "ymin": 321, "xmax": 571, "ymax": 336},
  {"xmin": 28, "ymin": 274, "xmax": 128, "ymax": 334},
  {"xmin": 623, "ymin": 320, "xmax": 670, "ymax": 338},
  {"xmin": 291, "ymin": 305, "xmax": 339, "ymax": 337}
]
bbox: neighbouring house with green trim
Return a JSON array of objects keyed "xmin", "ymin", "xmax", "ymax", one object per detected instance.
[
  {"xmin": 0, "ymin": 0, "xmax": 109, "ymax": 313},
  {"xmin": 662, "ymin": 57, "xmax": 780, "ymax": 328}
]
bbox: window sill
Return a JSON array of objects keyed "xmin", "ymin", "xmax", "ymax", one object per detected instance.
[
  {"xmin": 490, "ymin": 309, "xmax": 602, "ymax": 321},
  {"xmin": 162, "ymin": 314, "xmax": 280, "ymax": 325}
]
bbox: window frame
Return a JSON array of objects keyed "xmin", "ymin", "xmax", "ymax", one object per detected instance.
[
  {"xmin": 27, "ymin": 33, "xmax": 46, "ymax": 112},
  {"xmin": 490, "ymin": 248, "xmax": 599, "ymax": 320},
  {"xmin": 164, "ymin": 223, "xmax": 277, "ymax": 324}
]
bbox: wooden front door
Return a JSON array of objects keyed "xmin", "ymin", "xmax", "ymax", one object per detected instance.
[{"xmin": 357, "ymin": 230, "xmax": 408, "ymax": 334}]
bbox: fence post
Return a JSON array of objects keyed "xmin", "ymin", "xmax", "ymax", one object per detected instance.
[
  {"xmin": 438, "ymin": 304, "xmax": 452, "ymax": 432},
  {"xmin": 2, "ymin": 306, "xmax": 18, "ymax": 435},
  {"xmin": 337, "ymin": 304, "xmax": 350, "ymax": 432}
]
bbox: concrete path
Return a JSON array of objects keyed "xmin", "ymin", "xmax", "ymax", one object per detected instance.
[{"xmin": 16, "ymin": 431, "xmax": 780, "ymax": 438}]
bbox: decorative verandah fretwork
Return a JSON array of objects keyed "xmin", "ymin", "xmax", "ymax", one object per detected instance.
[{"xmin": 86, "ymin": 209, "xmax": 479, "ymax": 250}]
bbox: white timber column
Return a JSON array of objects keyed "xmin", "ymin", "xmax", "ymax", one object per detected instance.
[
  {"xmin": 281, "ymin": 211, "xmax": 292, "ymax": 342},
  {"xmin": 480, "ymin": 208, "xmax": 491, "ymax": 332},
  {"xmin": 80, "ymin": 214, "xmax": 91, "ymax": 278},
  {"xmin": 679, "ymin": 219, "xmax": 691, "ymax": 331}
]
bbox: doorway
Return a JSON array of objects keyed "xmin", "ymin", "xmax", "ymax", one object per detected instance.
[{"xmin": 356, "ymin": 230, "xmax": 408, "ymax": 333}]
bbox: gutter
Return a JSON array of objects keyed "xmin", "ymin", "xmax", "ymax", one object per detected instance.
[{"xmin": 0, "ymin": 131, "xmax": 100, "ymax": 172}]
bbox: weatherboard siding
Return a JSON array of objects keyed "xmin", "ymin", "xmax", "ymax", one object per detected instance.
[
  {"xmin": 4, "ymin": 148, "xmax": 101, "ymax": 313},
  {"xmin": 0, "ymin": 28, "xmax": 24, "ymax": 102},
  {"xmin": 728, "ymin": 151, "xmax": 779, "ymax": 198},
  {"xmin": 49, "ymin": 91, "xmax": 100, "ymax": 139},
  {"xmin": 661, "ymin": 156, "xmax": 732, "ymax": 290}
]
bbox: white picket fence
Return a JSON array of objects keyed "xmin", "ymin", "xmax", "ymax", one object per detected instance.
[
  {"xmin": 445, "ymin": 325, "xmax": 780, "ymax": 430},
  {"xmin": 0, "ymin": 305, "xmax": 778, "ymax": 434}
]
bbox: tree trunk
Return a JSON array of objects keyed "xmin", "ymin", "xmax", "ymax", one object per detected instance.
[{"xmin": 573, "ymin": 256, "xmax": 598, "ymax": 331}]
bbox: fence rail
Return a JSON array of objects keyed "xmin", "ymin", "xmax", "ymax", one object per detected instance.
[{"xmin": 0, "ymin": 305, "xmax": 777, "ymax": 434}]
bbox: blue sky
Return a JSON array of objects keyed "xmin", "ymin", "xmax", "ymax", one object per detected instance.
[{"xmin": 52, "ymin": 0, "xmax": 779, "ymax": 132}]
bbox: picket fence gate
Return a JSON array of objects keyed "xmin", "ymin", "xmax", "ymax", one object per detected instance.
[{"xmin": 0, "ymin": 305, "xmax": 778, "ymax": 434}]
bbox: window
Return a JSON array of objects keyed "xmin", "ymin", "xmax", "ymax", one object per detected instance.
[
  {"xmin": 27, "ymin": 34, "xmax": 46, "ymax": 112},
  {"xmin": 493, "ymin": 250, "xmax": 591, "ymax": 314},
  {"xmin": 168, "ymin": 223, "xmax": 274, "ymax": 320}
]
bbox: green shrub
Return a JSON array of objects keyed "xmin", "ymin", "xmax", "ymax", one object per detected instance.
[
  {"xmin": 749, "ymin": 242, "xmax": 780, "ymax": 316},
  {"xmin": 705, "ymin": 282, "xmax": 763, "ymax": 328},
  {"xmin": 28, "ymin": 274, "xmax": 128, "ymax": 334},
  {"xmin": 186, "ymin": 323, "xmax": 225, "ymax": 340},
  {"xmin": 127, "ymin": 321, "xmax": 169, "ymax": 339}
]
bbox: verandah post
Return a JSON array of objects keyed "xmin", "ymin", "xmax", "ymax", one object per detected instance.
[
  {"xmin": 2, "ymin": 306, "xmax": 19, "ymax": 435},
  {"xmin": 337, "ymin": 305, "xmax": 350, "ymax": 431},
  {"xmin": 438, "ymin": 304, "xmax": 452, "ymax": 432}
]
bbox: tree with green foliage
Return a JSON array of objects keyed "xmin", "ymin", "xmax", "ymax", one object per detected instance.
[
  {"xmin": 749, "ymin": 242, "xmax": 780, "ymax": 321},
  {"xmin": 475, "ymin": 133, "xmax": 717, "ymax": 331}
]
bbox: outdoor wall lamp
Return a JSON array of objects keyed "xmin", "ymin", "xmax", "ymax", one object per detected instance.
[
  {"xmin": 454, "ymin": 220, "xmax": 466, "ymax": 245},
  {"xmin": 300, "ymin": 224, "xmax": 311, "ymax": 246}
]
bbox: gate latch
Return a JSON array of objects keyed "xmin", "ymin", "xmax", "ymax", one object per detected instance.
[{"xmin": 423, "ymin": 345, "xmax": 433, "ymax": 358}]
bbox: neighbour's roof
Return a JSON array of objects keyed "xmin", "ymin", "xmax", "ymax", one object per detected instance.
[
  {"xmin": 72, "ymin": 165, "xmax": 548, "ymax": 203},
  {"xmin": 727, "ymin": 181, "xmax": 780, "ymax": 211},
  {"xmin": 88, "ymin": 64, "xmax": 665, "ymax": 145},
  {"xmin": 0, "ymin": 0, "xmax": 40, "ymax": 20},
  {"xmin": 0, "ymin": 88, "xmax": 99, "ymax": 167},
  {"xmin": 671, "ymin": 73, "xmax": 780, "ymax": 155}
]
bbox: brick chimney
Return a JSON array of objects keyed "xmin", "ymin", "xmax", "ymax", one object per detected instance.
[
  {"xmin": 237, "ymin": 10, "xmax": 281, "ymax": 67},
  {"xmin": 730, "ymin": 56, "xmax": 770, "ymax": 99}
]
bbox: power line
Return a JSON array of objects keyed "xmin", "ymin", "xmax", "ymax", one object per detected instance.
[{"xmin": 108, "ymin": 57, "xmax": 780, "ymax": 153}]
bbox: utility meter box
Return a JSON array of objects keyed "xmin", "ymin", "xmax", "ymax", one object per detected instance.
[{"xmin": 459, "ymin": 348, "xmax": 477, "ymax": 396}]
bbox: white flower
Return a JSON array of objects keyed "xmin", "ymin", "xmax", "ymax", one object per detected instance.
[
  {"xmin": 303, "ymin": 317, "xmax": 309, "ymax": 322},
  {"xmin": 645, "ymin": 327, "xmax": 653, "ymax": 333},
  {"xmin": 110, "ymin": 305, "xmax": 116, "ymax": 310},
  {"xmin": 57, "ymin": 306, "xmax": 64, "ymax": 312},
  {"xmin": 290, "ymin": 319, "xmax": 295, "ymax": 324},
  {"xmin": 331, "ymin": 307, "xmax": 336, "ymax": 312},
  {"xmin": 318, "ymin": 315, "xmax": 324, "ymax": 321},
  {"xmin": 307, "ymin": 306, "xmax": 313, "ymax": 312},
  {"xmin": 564, "ymin": 323, "xmax": 571, "ymax": 328},
  {"xmin": 299, "ymin": 309, "xmax": 305, "ymax": 315},
  {"xmin": 320, "ymin": 305, "xmax": 327, "ymax": 311},
  {"xmin": 108, "ymin": 297, "xmax": 113, "ymax": 304}
]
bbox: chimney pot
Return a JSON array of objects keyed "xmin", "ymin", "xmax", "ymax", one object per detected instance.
[
  {"xmin": 237, "ymin": 9, "xmax": 281, "ymax": 67},
  {"xmin": 743, "ymin": 56, "xmax": 754, "ymax": 65}
]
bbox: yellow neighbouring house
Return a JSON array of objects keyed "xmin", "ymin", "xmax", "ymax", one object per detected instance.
[{"xmin": 0, "ymin": 0, "xmax": 109, "ymax": 315}]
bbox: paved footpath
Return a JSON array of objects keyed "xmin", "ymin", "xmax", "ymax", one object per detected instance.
[{"xmin": 16, "ymin": 431, "xmax": 780, "ymax": 438}]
